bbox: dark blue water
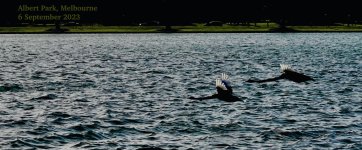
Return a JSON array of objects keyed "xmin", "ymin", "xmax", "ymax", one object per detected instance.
[{"xmin": 0, "ymin": 33, "xmax": 361, "ymax": 149}]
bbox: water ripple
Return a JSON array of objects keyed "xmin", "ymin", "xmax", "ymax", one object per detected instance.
[{"xmin": 0, "ymin": 33, "xmax": 361, "ymax": 149}]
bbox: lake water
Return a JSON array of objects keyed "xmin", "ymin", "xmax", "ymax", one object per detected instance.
[{"xmin": 0, "ymin": 33, "xmax": 361, "ymax": 149}]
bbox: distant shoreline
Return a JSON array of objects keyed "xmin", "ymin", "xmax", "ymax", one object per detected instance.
[
  {"xmin": 2, "ymin": 31, "xmax": 362, "ymax": 34},
  {"xmin": 1, "ymin": 23, "xmax": 362, "ymax": 33}
]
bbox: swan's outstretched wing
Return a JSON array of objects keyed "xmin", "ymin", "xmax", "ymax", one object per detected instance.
[
  {"xmin": 216, "ymin": 78, "xmax": 227, "ymax": 90},
  {"xmin": 218, "ymin": 73, "xmax": 234, "ymax": 94},
  {"xmin": 221, "ymin": 73, "xmax": 232, "ymax": 90},
  {"xmin": 221, "ymin": 73, "xmax": 229, "ymax": 81},
  {"xmin": 280, "ymin": 64, "xmax": 292, "ymax": 72}
]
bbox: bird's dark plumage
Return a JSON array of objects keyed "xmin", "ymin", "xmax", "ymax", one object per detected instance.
[
  {"xmin": 246, "ymin": 64, "xmax": 314, "ymax": 83},
  {"xmin": 189, "ymin": 73, "xmax": 241, "ymax": 102}
]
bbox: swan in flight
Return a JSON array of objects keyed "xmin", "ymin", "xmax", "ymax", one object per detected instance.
[
  {"xmin": 246, "ymin": 64, "xmax": 314, "ymax": 83},
  {"xmin": 189, "ymin": 73, "xmax": 241, "ymax": 102}
]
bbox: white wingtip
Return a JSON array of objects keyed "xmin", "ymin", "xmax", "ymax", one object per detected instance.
[
  {"xmin": 215, "ymin": 78, "xmax": 227, "ymax": 90},
  {"xmin": 221, "ymin": 73, "xmax": 229, "ymax": 80},
  {"xmin": 280, "ymin": 64, "xmax": 292, "ymax": 72}
]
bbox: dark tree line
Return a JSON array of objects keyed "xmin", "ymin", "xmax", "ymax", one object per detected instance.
[{"xmin": 1, "ymin": 0, "xmax": 361, "ymax": 26}]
